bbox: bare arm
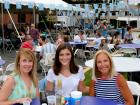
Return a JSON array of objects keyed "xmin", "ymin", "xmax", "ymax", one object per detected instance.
[
  {"xmin": 0, "ymin": 76, "xmax": 15, "ymax": 103},
  {"xmin": 78, "ymin": 80, "xmax": 89, "ymax": 93},
  {"xmin": 117, "ymin": 74, "xmax": 134, "ymax": 105},
  {"xmin": 0, "ymin": 76, "xmax": 32, "ymax": 105},
  {"xmin": 36, "ymin": 87, "xmax": 40, "ymax": 97},
  {"xmin": 89, "ymin": 80, "xmax": 95, "ymax": 96}
]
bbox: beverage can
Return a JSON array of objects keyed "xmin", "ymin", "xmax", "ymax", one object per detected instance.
[{"xmin": 64, "ymin": 96, "xmax": 71, "ymax": 105}]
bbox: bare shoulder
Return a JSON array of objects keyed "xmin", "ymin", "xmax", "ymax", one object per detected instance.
[
  {"xmin": 117, "ymin": 74, "xmax": 127, "ymax": 87},
  {"xmin": 0, "ymin": 75, "xmax": 15, "ymax": 100},
  {"xmin": 1, "ymin": 75, "xmax": 15, "ymax": 90},
  {"xmin": 5, "ymin": 75, "xmax": 15, "ymax": 83}
]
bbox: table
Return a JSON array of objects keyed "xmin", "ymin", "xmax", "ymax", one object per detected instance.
[
  {"xmin": 85, "ymin": 57, "xmax": 140, "ymax": 72},
  {"xmin": 118, "ymin": 44, "xmax": 140, "ymax": 57},
  {"xmin": 0, "ymin": 59, "xmax": 5, "ymax": 66},
  {"xmin": 80, "ymin": 96, "xmax": 120, "ymax": 105},
  {"xmin": 69, "ymin": 41, "xmax": 87, "ymax": 46},
  {"xmin": 13, "ymin": 98, "xmax": 41, "ymax": 105},
  {"xmin": 31, "ymin": 98, "xmax": 41, "ymax": 105},
  {"xmin": 69, "ymin": 41, "xmax": 87, "ymax": 58},
  {"xmin": 118, "ymin": 44, "xmax": 140, "ymax": 49},
  {"xmin": 87, "ymin": 37, "xmax": 96, "ymax": 41},
  {"xmin": 133, "ymin": 40, "xmax": 140, "ymax": 44}
]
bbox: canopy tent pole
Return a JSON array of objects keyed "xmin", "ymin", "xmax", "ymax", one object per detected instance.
[
  {"xmin": 33, "ymin": 3, "xmax": 36, "ymax": 25},
  {"xmin": 6, "ymin": 9, "xmax": 22, "ymax": 42},
  {"xmin": 1, "ymin": 3, "xmax": 5, "ymax": 53},
  {"xmin": 38, "ymin": 12, "xmax": 54, "ymax": 43}
]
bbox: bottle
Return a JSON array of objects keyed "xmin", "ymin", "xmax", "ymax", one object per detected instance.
[{"xmin": 55, "ymin": 79, "xmax": 63, "ymax": 105}]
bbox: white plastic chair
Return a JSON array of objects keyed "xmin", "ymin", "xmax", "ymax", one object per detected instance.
[
  {"xmin": 107, "ymin": 44, "xmax": 116, "ymax": 53},
  {"xmin": 0, "ymin": 63, "xmax": 14, "ymax": 86},
  {"xmin": 5, "ymin": 63, "xmax": 15, "ymax": 75},
  {"xmin": 127, "ymin": 81, "xmax": 140, "ymax": 105},
  {"xmin": 40, "ymin": 53, "xmax": 55, "ymax": 77},
  {"xmin": 5, "ymin": 39, "xmax": 16, "ymax": 53}
]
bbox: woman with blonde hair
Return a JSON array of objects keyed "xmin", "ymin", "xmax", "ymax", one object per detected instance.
[
  {"xmin": 89, "ymin": 50, "xmax": 134, "ymax": 105},
  {"xmin": 0, "ymin": 48, "xmax": 39, "ymax": 104}
]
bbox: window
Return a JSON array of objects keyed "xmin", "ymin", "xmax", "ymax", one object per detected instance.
[{"xmin": 18, "ymin": 13, "xmax": 25, "ymax": 23}]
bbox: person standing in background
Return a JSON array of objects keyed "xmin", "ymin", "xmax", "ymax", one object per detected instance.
[
  {"xmin": 25, "ymin": 23, "xmax": 30, "ymax": 35},
  {"xmin": 29, "ymin": 24, "xmax": 40, "ymax": 45},
  {"xmin": 55, "ymin": 33, "xmax": 64, "ymax": 48},
  {"xmin": 99, "ymin": 37, "xmax": 109, "ymax": 51},
  {"xmin": 0, "ymin": 48, "xmax": 39, "ymax": 104}
]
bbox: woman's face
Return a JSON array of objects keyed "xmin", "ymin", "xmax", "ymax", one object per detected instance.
[
  {"xmin": 19, "ymin": 55, "xmax": 33, "ymax": 74},
  {"xmin": 59, "ymin": 49, "xmax": 72, "ymax": 67},
  {"xmin": 101, "ymin": 39, "xmax": 106, "ymax": 43},
  {"xmin": 96, "ymin": 53, "xmax": 111, "ymax": 76}
]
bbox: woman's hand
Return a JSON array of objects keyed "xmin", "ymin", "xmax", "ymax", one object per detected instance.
[{"xmin": 15, "ymin": 97, "xmax": 32, "ymax": 104}]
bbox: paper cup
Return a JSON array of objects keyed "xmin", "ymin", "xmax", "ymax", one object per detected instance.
[{"xmin": 71, "ymin": 91, "xmax": 82, "ymax": 105}]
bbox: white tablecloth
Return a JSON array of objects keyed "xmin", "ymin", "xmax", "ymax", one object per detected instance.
[{"xmin": 85, "ymin": 57, "xmax": 140, "ymax": 72}]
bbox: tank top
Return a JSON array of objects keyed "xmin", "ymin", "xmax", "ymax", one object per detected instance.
[
  {"xmin": 8, "ymin": 72, "xmax": 36, "ymax": 100},
  {"xmin": 94, "ymin": 74, "xmax": 125, "ymax": 104}
]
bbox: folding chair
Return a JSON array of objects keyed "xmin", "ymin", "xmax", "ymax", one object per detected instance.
[
  {"xmin": 0, "ymin": 63, "xmax": 15, "ymax": 87},
  {"xmin": 5, "ymin": 63, "xmax": 15, "ymax": 75},
  {"xmin": 5, "ymin": 39, "xmax": 16, "ymax": 53},
  {"xmin": 127, "ymin": 81, "xmax": 140, "ymax": 105},
  {"xmin": 118, "ymin": 48, "xmax": 137, "ymax": 57},
  {"xmin": 40, "ymin": 53, "xmax": 55, "ymax": 77},
  {"xmin": 107, "ymin": 44, "xmax": 116, "ymax": 53},
  {"xmin": 74, "ymin": 49, "xmax": 86, "ymax": 60}
]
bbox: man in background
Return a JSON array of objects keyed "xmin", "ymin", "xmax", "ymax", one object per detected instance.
[{"xmin": 29, "ymin": 24, "xmax": 40, "ymax": 45}]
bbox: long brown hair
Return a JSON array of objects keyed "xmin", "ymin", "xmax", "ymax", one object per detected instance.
[
  {"xmin": 14, "ymin": 48, "xmax": 38, "ymax": 87},
  {"xmin": 53, "ymin": 43, "xmax": 79, "ymax": 75}
]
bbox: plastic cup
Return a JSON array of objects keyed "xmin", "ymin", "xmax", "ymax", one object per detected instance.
[
  {"xmin": 71, "ymin": 91, "xmax": 82, "ymax": 105},
  {"xmin": 23, "ymin": 101, "xmax": 30, "ymax": 105},
  {"xmin": 47, "ymin": 95, "xmax": 56, "ymax": 105}
]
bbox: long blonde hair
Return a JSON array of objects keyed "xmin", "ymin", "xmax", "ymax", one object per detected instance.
[
  {"xmin": 92, "ymin": 50, "xmax": 117, "ymax": 80},
  {"xmin": 14, "ymin": 48, "xmax": 38, "ymax": 87}
]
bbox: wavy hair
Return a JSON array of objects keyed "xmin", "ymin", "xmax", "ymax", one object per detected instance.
[
  {"xmin": 92, "ymin": 50, "xmax": 117, "ymax": 80},
  {"xmin": 14, "ymin": 48, "xmax": 38, "ymax": 87},
  {"xmin": 53, "ymin": 43, "xmax": 79, "ymax": 75}
]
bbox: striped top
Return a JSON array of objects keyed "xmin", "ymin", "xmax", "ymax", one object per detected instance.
[{"xmin": 94, "ymin": 74, "xmax": 125, "ymax": 104}]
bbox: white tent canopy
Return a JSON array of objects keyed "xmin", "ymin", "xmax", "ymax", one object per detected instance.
[{"xmin": 0, "ymin": 0, "xmax": 84, "ymax": 11}]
